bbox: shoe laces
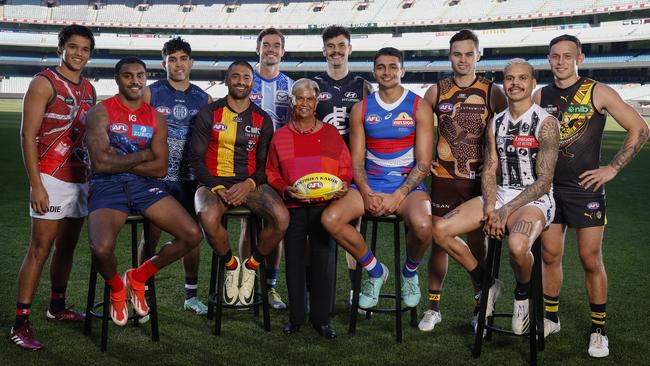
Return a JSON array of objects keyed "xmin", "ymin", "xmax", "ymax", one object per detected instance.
[
  {"xmin": 403, "ymin": 278, "xmax": 418, "ymax": 295},
  {"xmin": 361, "ymin": 280, "xmax": 375, "ymax": 298},
  {"xmin": 422, "ymin": 310, "xmax": 436, "ymax": 322},
  {"xmin": 592, "ymin": 329, "xmax": 607, "ymax": 347}
]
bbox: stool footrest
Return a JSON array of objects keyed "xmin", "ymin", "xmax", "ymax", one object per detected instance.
[
  {"xmin": 89, "ymin": 302, "xmax": 146, "ymax": 322},
  {"xmin": 207, "ymin": 293, "xmax": 264, "ymax": 310}
]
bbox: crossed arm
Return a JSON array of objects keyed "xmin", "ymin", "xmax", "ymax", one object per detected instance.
[
  {"xmin": 483, "ymin": 116, "xmax": 560, "ymax": 238},
  {"xmin": 85, "ymin": 104, "xmax": 167, "ymax": 177}
]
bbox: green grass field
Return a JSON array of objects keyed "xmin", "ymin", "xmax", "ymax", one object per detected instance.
[{"xmin": 0, "ymin": 98, "xmax": 649, "ymax": 365}]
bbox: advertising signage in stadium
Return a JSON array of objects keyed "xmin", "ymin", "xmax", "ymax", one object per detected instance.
[{"xmin": 308, "ymin": 23, "xmax": 377, "ymax": 29}]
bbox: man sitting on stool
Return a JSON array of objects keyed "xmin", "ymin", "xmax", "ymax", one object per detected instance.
[{"xmin": 431, "ymin": 58, "xmax": 560, "ymax": 334}]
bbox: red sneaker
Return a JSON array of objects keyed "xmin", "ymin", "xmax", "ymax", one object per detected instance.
[
  {"xmin": 110, "ymin": 287, "xmax": 129, "ymax": 326},
  {"xmin": 46, "ymin": 308, "xmax": 86, "ymax": 322},
  {"xmin": 124, "ymin": 269, "xmax": 149, "ymax": 317},
  {"xmin": 9, "ymin": 322, "xmax": 44, "ymax": 351}
]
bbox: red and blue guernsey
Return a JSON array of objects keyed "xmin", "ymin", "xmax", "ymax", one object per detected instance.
[
  {"xmin": 362, "ymin": 89, "xmax": 423, "ymax": 193},
  {"xmin": 92, "ymin": 95, "xmax": 158, "ymax": 182}
]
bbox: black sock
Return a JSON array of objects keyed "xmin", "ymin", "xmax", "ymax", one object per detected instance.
[
  {"xmin": 49, "ymin": 285, "xmax": 66, "ymax": 314},
  {"xmin": 544, "ymin": 294, "xmax": 559, "ymax": 322},
  {"xmin": 185, "ymin": 277, "xmax": 198, "ymax": 300},
  {"xmin": 14, "ymin": 302, "xmax": 31, "ymax": 329},
  {"xmin": 590, "ymin": 303, "xmax": 606, "ymax": 334},
  {"xmin": 469, "ymin": 266, "xmax": 484, "ymax": 288},
  {"xmin": 428, "ymin": 290, "xmax": 441, "ymax": 312},
  {"xmin": 514, "ymin": 281, "xmax": 530, "ymax": 300}
]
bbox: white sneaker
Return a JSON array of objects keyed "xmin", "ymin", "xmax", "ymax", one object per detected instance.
[
  {"xmin": 418, "ymin": 310, "xmax": 442, "ymax": 332},
  {"xmin": 238, "ymin": 261, "xmax": 257, "ymax": 306},
  {"xmin": 512, "ymin": 299, "xmax": 530, "ymax": 335},
  {"xmin": 544, "ymin": 318, "xmax": 561, "ymax": 338},
  {"xmin": 223, "ymin": 257, "xmax": 241, "ymax": 305},
  {"xmin": 485, "ymin": 279, "xmax": 504, "ymax": 317},
  {"xmin": 588, "ymin": 330, "xmax": 609, "ymax": 358},
  {"xmin": 268, "ymin": 288, "xmax": 287, "ymax": 310}
]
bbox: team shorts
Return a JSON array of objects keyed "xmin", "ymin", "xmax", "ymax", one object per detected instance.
[
  {"xmin": 552, "ymin": 189, "xmax": 606, "ymax": 228},
  {"xmin": 430, "ymin": 176, "xmax": 481, "ymax": 217},
  {"xmin": 30, "ymin": 173, "xmax": 88, "ymax": 220},
  {"xmin": 88, "ymin": 177, "xmax": 169, "ymax": 215},
  {"xmin": 350, "ymin": 182, "xmax": 427, "ymax": 194},
  {"xmin": 482, "ymin": 186, "xmax": 555, "ymax": 228},
  {"xmin": 161, "ymin": 180, "xmax": 197, "ymax": 215}
]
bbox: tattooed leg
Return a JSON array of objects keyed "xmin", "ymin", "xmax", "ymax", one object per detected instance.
[
  {"xmin": 244, "ymin": 184, "xmax": 289, "ymax": 256},
  {"xmin": 506, "ymin": 205, "xmax": 545, "ymax": 283},
  {"xmin": 195, "ymin": 186, "xmax": 230, "ymax": 255}
]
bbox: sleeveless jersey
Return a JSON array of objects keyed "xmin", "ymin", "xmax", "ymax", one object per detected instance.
[
  {"xmin": 314, "ymin": 72, "xmax": 366, "ymax": 144},
  {"xmin": 493, "ymin": 104, "xmax": 551, "ymax": 189},
  {"xmin": 251, "ymin": 71, "xmax": 294, "ymax": 130},
  {"xmin": 91, "ymin": 95, "xmax": 158, "ymax": 183},
  {"xmin": 540, "ymin": 77, "xmax": 606, "ymax": 193},
  {"xmin": 433, "ymin": 76, "xmax": 493, "ymax": 180},
  {"xmin": 362, "ymin": 89, "xmax": 420, "ymax": 193},
  {"xmin": 149, "ymin": 80, "xmax": 209, "ymax": 181},
  {"xmin": 36, "ymin": 68, "xmax": 96, "ymax": 183}
]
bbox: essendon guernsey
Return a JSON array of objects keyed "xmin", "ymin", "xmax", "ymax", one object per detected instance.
[{"xmin": 36, "ymin": 68, "xmax": 96, "ymax": 183}]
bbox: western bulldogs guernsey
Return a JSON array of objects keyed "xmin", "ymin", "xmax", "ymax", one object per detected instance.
[
  {"xmin": 149, "ymin": 80, "xmax": 209, "ymax": 181},
  {"xmin": 314, "ymin": 73, "xmax": 366, "ymax": 144},
  {"xmin": 36, "ymin": 68, "xmax": 96, "ymax": 183},
  {"xmin": 362, "ymin": 89, "xmax": 421, "ymax": 193},
  {"xmin": 493, "ymin": 104, "xmax": 551, "ymax": 189},
  {"xmin": 92, "ymin": 95, "xmax": 158, "ymax": 183},
  {"xmin": 251, "ymin": 71, "xmax": 294, "ymax": 130}
]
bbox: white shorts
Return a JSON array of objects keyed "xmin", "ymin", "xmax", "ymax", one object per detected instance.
[
  {"xmin": 494, "ymin": 186, "xmax": 555, "ymax": 228},
  {"xmin": 29, "ymin": 173, "xmax": 89, "ymax": 220}
]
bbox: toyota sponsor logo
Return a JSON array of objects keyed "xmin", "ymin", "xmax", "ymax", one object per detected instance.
[{"xmin": 110, "ymin": 123, "xmax": 129, "ymax": 133}]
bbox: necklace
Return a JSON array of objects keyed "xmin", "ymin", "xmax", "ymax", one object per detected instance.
[{"xmin": 292, "ymin": 120, "xmax": 317, "ymax": 135}]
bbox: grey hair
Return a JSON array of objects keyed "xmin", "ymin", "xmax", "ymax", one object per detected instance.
[
  {"xmin": 291, "ymin": 78, "xmax": 320, "ymax": 97},
  {"xmin": 504, "ymin": 58, "xmax": 535, "ymax": 78}
]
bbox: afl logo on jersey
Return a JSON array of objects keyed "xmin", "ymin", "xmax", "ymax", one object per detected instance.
[
  {"xmin": 366, "ymin": 114, "xmax": 381, "ymax": 124},
  {"xmin": 173, "ymin": 104, "xmax": 189, "ymax": 120},
  {"xmin": 110, "ymin": 123, "xmax": 129, "ymax": 134},
  {"xmin": 156, "ymin": 106, "xmax": 172, "ymax": 116},
  {"xmin": 250, "ymin": 93, "xmax": 262, "ymax": 102},
  {"xmin": 213, "ymin": 123, "xmax": 228, "ymax": 132},
  {"xmin": 439, "ymin": 103, "xmax": 453, "ymax": 113},
  {"xmin": 319, "ymin": 92, "xmax": 332, "ymax": 101}
]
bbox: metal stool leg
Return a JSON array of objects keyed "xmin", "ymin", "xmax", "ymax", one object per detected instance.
[
  {"xmin": 254, "ymin": 217, "xmax": 271, "ymax": 331},
  {"xmin": 348, "ymin": 217, "xmax": 367, "ymax": 335},
  {"xmin": 394, "ymin": 219, "xmax": 402, "ymax": 343},
  {"xmin": 207, "ymin": 251, "xmax": 218, "ymax": 320},
  {"xmin": 473, "ymin": 237, "xmax": 499, "ymax": 358},
  {"xmin": 101, "ymin": 284, "xmax": 109, "ymax": 352},
  {"xmin": 142, "ymin": 220, "xmax": 159, "ymax": 342},
  {"xmin": 214, "ymin": 257, "xmax": 224, "ymax": 336},
  {"xmin": 84, "ymin": 260, "xmax": 97, "ymax": 336}
]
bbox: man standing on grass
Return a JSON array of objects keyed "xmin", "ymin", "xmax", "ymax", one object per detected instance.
[
  {"xmin": 418, "ymin": 29, "xmax": 507, "ymax": 333},
  {"xmin": 534, "ymin": 34, "xmax": 649, "ymax": 358},
  {"xmin": 138, "ymin": 36, "xmax": 212, "ymax": 316},
  {"xmin": 11, "ymin": 25, "xmax": 96, "ymax": 351}
]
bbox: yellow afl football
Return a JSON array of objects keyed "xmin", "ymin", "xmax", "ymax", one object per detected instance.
[{"xmin": 292, "ymin": 173, "xmax": 343, "ymax": 201}]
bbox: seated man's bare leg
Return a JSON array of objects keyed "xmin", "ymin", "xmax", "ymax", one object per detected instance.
[
  {"xmin": 243, "ymin": 185, "xmax": 289, "ymax": 257},
  {"xmin": 87, "ymin": 209, "xmax": 128, "ymax": 279},
  {"xmin": 320, "ymin": 190, "xmax": 366, "ymax": 259},
  {"xmin": 195, "ymin": 186, "xmax": 230, "ymax": 256},
  {"xmin": 506, "ymin": 206, "xmax": 545, "ymax": 284},
  {"xmin": 431, "ymin": 197, "xmax": 485, "ymax": 271}
]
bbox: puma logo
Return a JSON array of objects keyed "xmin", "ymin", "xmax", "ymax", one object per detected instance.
[{"xmin": 560, "ymin": 95, "xmax": 568, "ymax": 102}]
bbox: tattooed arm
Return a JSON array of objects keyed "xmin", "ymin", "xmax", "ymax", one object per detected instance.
[
  {"xmin": 129, "ymin": 112, "xmax": 169, "ymax": 178},
  {"xmin": 481, "ymin": 119, "xmax": 502, "ymax": 238},
  {"xmin": 579, "ymin": 83, "xmax": 650, "ymax": 192},
  {"xmin": 502, "ymin": 116, "xmax": 559, "ymax": 214},
  {"xmin": 85, "ymin": 104, "xmax": 153, "ymax": 175},
  {"xmin": 424, "ymin": 84, "xmax": 439, "ymax": 174}
]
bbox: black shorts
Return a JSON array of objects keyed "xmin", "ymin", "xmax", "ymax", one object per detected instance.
[
  {"xmin": 430, "ymin": 176, "xmax": 482, "ymax": 217},
  {"xmin": 552, "ymin": 189, "xmax": 606, "ymax": 228},
  {"xmin": 161, "ymin": 180, "xmax": 197, "ymax": 215}
]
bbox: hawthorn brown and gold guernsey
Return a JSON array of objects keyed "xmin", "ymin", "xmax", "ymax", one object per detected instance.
[
  {"xmin": 433, "ymin": 76, "xmax": 494, "ymax": 180},
  {"xmin": 190, "ymin": 97, "xmax": 273, "ymax": 189},
  {"xmin": 540, "ymin": 77, "xmax": 607, "ymax": 194}
]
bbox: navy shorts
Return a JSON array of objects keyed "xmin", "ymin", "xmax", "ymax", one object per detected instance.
[
  {"xmin": 161, "ymin": 180, "xmax": 197, "ymax": 215},
  {"xmin": 552, "ymin": 189, "xmax": 606, "ymax": 228},
  {"xmin": 88, "ymin": 177, "xmax": 169, "ymax": 215}
]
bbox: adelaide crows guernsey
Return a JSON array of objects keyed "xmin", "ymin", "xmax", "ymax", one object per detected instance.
[
  {"xmin": 493, "ymin": 104, "xmax": 551, "ymax": 189},
  {"xmin": 314, "ymin": 73, "xmax": 366, "ymax": 144},
  {"xmin": 362, "ymin": 89, "xmax": 420, "ymax": 193},
  {"xmin": 92, "ymin": 95, "xmax": 158, "ymax": 183},
  {"xmin": 149, "ymin": 80, "xmax": 209, "ymax": 181},
  {"xmin": 251, "ymin": 71, "xmax": 294, "ymax": 130},
  {"xmin": 540, "ymin": 77, "xmax": 606, "ymax": 194},
  {"xmin": 36, "ymin": 68, "xmax": 96, "ymax": 183},
  {"xmin": 433, "ymin": 76, "xmax": 493, "ymax": 180}
]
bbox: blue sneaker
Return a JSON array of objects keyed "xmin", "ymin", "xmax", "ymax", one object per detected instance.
[
  {"xmin": 359, "ymin": 263, "xmax": 388, "ymax": 309},
  {"xmin": 184, "ymin": 297, "xmax": 208, "ymax": 315},
  {"xmin": 401, "ymin": 274, "xmax": 421, "ymax": 308}
]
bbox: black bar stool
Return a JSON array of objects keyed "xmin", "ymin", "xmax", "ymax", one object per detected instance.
[
  {"xmin": 206, "ymin": 206, "xmax": 271, "ymax": 335},
  {"xmin": 349, "ymin": 214, "xmax": 418, "ymax": 343},
  {"xmin": 473, "ymin": 237, "xmax": 545, "ymax": 365},
  {"xmin": 83, "ymin": 215, "xmax": 159, "ymax": 352}
]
